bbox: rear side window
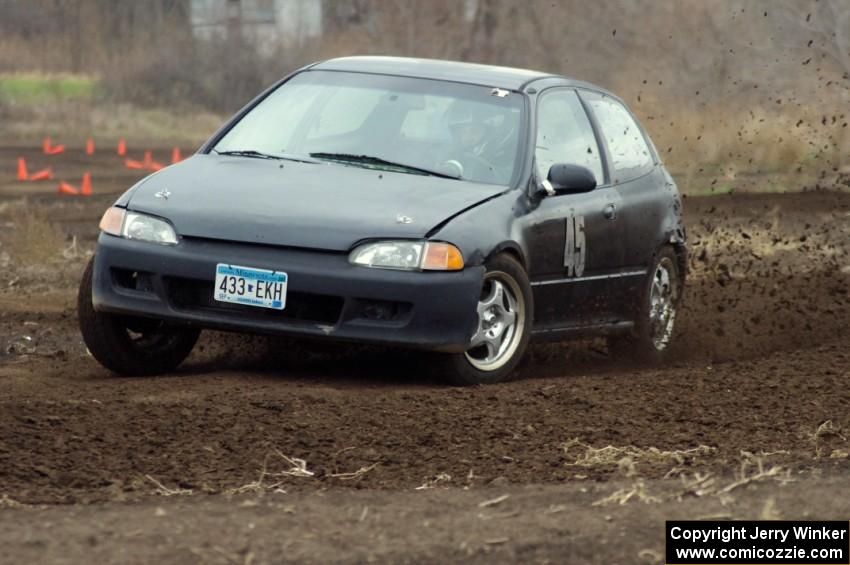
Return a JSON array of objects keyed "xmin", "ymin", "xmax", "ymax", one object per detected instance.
[
  {"xmin": 584, "ymin": 93, "xmax": 653, "ymax": 183},
  {"xmin": 535, "ymin": 89, "xmax": 604, "ymax": 185}
]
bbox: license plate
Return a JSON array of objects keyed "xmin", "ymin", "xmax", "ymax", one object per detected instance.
[{"xmin": 214, "ymin": 263, "xmax": 287, "ymax": 310}]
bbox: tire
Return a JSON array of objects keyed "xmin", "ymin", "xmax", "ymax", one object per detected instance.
[
  {"xmin": 609, "ymin": 245, "xmax": 682, "ymax": 364},
  {"xmin": 436, "ymin": 253, "xmax": 533, "ymax": 386},
  {"xmin": 77, "ymin": 257, "xmax": 200, "ymax": 376}
]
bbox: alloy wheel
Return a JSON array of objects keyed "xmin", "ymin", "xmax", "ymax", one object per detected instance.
[
  {"xmin": 465, "ymin": 271, "xmax": 526, "ymax": 371},
  {"xmin": 649, "ymin": 257, "xmax": 678, "ymax": 351}
]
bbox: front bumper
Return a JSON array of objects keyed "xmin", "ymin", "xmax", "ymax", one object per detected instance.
[{"xmin": 92, "ymin": 234, "xmax": 484, "ymax": 352}]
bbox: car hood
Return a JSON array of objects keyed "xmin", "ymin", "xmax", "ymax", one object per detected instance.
[{"xmin": 126, "ymin": 155, "xmax": 507, "ymax": 251}]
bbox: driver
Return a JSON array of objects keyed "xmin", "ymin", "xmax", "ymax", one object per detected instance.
[{"xmin": 443, "ymin": 101, "xmax": 496, "ymax": 180}]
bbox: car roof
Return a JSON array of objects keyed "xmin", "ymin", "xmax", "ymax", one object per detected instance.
[{"xmin": 310, "ymin": 56, "xmax": 602, "ymax": 92}]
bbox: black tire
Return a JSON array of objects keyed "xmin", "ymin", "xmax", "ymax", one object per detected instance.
[
  {"xmin": 436, "ymin": 253, "xmax": 533, "ymax": 386},
  {"xmin": 609, "ymin": 245, "xmax": 682, "ymax": 364},
  {"xmin": 77, "ymin": 257, "xmax": 200, "ymax": 376}
]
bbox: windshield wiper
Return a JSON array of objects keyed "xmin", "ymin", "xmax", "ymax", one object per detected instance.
[
  {"xmin": 213, "ymin": 149, "xmax": 319, "ymax": 164},
  {"xmin": 309, "ymin": 152, "xmax": 460, "ymax": 180}
]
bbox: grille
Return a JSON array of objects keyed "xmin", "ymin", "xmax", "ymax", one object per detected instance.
[{"xmin": 167, "ymin": 278, "xmax": 343, "ymax": 325}]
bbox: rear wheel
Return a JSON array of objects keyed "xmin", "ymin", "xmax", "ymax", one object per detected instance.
[
  {"xmin": 437, "ymin": 254, "xmax": 532, "ymax": 385},
  {"xmin": 609, "ymin": 246, "xmax": 682, "ymax": 363},
  {"xmin": 78, "ymin": 258, "xmax": 200, "ymax": 376}
]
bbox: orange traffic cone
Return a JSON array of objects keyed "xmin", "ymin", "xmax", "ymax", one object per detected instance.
[
  {"xmin": 28, "ymin": 168, "xmax": 52, "ymax": 181},
  {"xmin": 58, "ymin": 181, "xmax": 79, "ymax": 195},
  {"xmin": 143, "ymin": 150, "xmax": 163, "ymax": 171},
  {"xmin": 171, "ymin": 147, "xmax": 182, "ymax": 164},
  {"xmin": 117, "ymin": 138, "xmax": 126, "ymax": 156},
  {"xmin": 86, "ymin": 137, "xmax": 95, "ymax": 155},
  {"xmin": 43, "ymin": 137, "xmax": 64, "ymax": 155},
  {"xmin": 16, "ymin": 157, "xmax": 28, "ymax": 181},
  {"xmin": 125, "ymin": 158, "xmax": 144, "ymax": 170},
  {"xmin": 80, "ymin": 172, "xmax": 92, "ymax": 196}
]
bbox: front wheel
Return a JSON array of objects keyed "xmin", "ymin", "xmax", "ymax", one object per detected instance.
[
  {"xmin": 609, "ymin": 246, "xmax": 682, "ymax": 363},
  {"xmin": 437, "ymin": 254, "xmax": 533, "ymax": 385},
  {"xmin": 77, "ymin": 258, "xmax": 200, "ymax": 376}
]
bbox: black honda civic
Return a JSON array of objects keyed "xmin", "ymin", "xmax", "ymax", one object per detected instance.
[{"xmin": 79, "ymin": 56, "xmax": 686, "ymax": 385}]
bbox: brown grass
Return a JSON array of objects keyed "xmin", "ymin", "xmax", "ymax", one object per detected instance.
[
  {"xmin": 807, "ymin": 420, "xmax": 847, "ymax": 459},
  {"xmin": 592, "ymin": 451, "xmax": 794, "ymax": 507},
  {"xmin": 0, "ymin": 204, "xmax": 66, "ymax": 265},
  {"xmin": 1, "ymin": 96, "xmax": 222, "ymax": 145},
  {"xmin": 561, "ymin": 438, "xmax": 715, "ymax": 478},
  {"xmin": 636, "ymin": 97, "xmax": 848, "ymax": 181}
]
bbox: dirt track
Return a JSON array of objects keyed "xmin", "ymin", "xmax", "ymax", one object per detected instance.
[
  {"xmin": 0, "ymin": 145, "xmax": 849, "ymax": 563},
  {"xmin": 4, "ymin": 476, "xmax": 850, "ymax": 564}
]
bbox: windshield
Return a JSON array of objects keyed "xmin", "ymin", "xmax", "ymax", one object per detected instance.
[{"xmin": 213, "ymin": 70, "xmax": 525, "ymax": 185}]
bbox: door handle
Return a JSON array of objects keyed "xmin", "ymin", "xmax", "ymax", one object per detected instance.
[{"xmin": 603, "ymin": 203, "xmax": 617, "ymax": 220}]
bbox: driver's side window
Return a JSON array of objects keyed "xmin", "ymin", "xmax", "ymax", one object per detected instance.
[{"xmin": 535, "ymin": 89, "xmax": 604, "ymax": 185}]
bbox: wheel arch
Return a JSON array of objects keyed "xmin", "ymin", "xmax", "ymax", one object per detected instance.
[
  {"xmin": 486, "ymin": 242, "xmax": 527, "ymax": 270},
  {"xmin": 672, "ymin": 241, "xmax": 688, "ymax": 285},
  {"xmin": 652, "ymin": 240, "xmax": 687, "ymax": 299},
  {"xmin": 664, "ymin": 226, "xmax": 688, "ymax": 288}
]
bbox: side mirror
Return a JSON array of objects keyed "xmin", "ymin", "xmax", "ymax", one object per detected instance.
[{"xmin": 545, "ymin": 164, "xmax": 597, "ymax": 195}]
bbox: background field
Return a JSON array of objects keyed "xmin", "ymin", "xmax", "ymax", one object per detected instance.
[
  {"xmin": 0, "ymin": 1, "xmax": 849, "ymax": 563},
  {"xmin": 1, "ymin": 0, "xmax": 849, "ymax": 192}
]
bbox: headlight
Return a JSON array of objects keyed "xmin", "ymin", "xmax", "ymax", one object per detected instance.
[
  {"xmin": 349, "ymin": 241, "xmax": 464, "ymax": 271},
  {"xmin": 123, "ymin": 212, "xmax": 178, "ymax": 245},
  {"xmin": 98, "ymin": 207, "xmax": 178, "ymax": 245}
]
